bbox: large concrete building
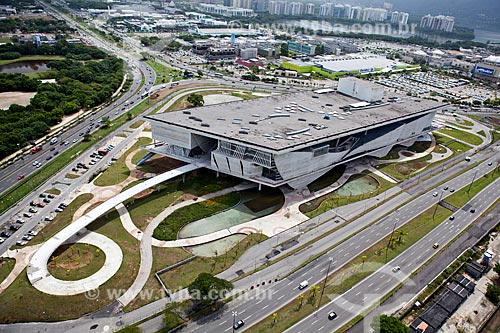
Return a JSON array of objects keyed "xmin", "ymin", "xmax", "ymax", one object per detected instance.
[
  {"xmin": 472, "ymin": 56, "xmax": 500, "ymax": 85},
  {"xmin": 144, "ymin": 80, "xmax": 443, "ymax": 189}
]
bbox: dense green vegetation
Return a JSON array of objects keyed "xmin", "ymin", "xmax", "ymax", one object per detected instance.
[
  {"xmin": 0, "ymin": 40, "xmax": 107, "ymax": 60},
  {"xmin": 67, "ymin": 0, "xmax": 108, "ymax": 10},
  {"xmin": 0, "ymin": 18, "xmax": 74, "ymax": 33},
  {"xmin": 0, "ymin": 42, "xmax": 123, "ymax": 159}
]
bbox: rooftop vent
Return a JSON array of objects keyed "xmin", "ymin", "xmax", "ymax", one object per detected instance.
[
  {"xmin": 252, "ymin": 114, "xmax": 260, "ymax": 117},
  {"xmin": 239, "ymin": 130, "xmax": 248, "ymax": 134},
  {"xmin": 286, "ymin": 128, "xmax": 310, "ymax": 136},
  {"xmin": 298, "ymin": 118, "xmax": 306, "ymax": 122},
  {"xmin": 269, "ymin": 114, "xmax": 290, "ymax": 118},
  {"xmin": 201, "ymin": 123, "xmax": 210, "ymax": 127},
  {"xmin": 263, "ymin": 133, "xmax": 272, "ymax": 137},
  {"xmin": 183, "ymin": 111, "xmax": 191, "ymax": 114},
  {"xmin": 217, "ymin": 117, "xmax": 226, "ymax": 121},
  {"xmin": 249, "ymin": 121, "xmax": 258, "ymax": 125}
]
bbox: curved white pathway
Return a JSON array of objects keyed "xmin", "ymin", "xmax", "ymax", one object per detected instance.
[{"xmin": 27, "ymin": 163, "xmax": 201, "ymax": 295}]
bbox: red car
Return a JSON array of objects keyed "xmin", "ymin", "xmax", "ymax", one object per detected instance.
[
  {"xmin": 18, "ymin": 174, "xmax": 25, "ymax": 180},
  {"xmin": 36, "ymin": 202, "xmax": 45, "ymax": 208}
]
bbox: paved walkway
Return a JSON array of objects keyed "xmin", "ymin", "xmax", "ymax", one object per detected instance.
[
  {"xmin": 30, "ymin": 231, "xmax": 123, "ymax": 296},
  {"xmin": 0, "ymin": 244, "xmax": 41, "ymax": 293},
  {"xmin": 26, "ymin": 163, "xmax": 202, "ymax": 296}
]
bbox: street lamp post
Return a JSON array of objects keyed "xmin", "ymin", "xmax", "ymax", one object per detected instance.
[
  {"xmin": 232, "ymin": 311, "xmax": 238, "ymax": 333},
  {"xmin": 317, "ymin": 257, "xmax": 333, "ymax": 310}
]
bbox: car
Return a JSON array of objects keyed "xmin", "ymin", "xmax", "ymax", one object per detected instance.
[
  {"xmin": 470, "ymin": 209, "xmax": 476, "ymax": 213},
  {"xmin": 233, "ymin": 319, "xmax": 245, "ymax": 330},
  {"xmin": 10, "ymin": 225, "xmax": 20, "ymax": 231},
  {"xmin": 89, "ymin": 161, "xmax": 96, "ymax": 165},
  {"xmin": 72, "ymin": 168, "xmax": 78, "ymax": 172},
  {"xmin": 1, "ymin": 231, "xmax": 11, "ymax": 238},
  {"xmin": 79, "ymin": 132, "xmax": 84, "ymax": 136},
  {"xmin": 0, "ymin": 238, "xmax": 4, "ymax": 244},
  {"xmin": 55, "ymin": 208, "xmax": 64, "ymax": 213},
  {"xmin": 22, "ymin": 235, "xmax": 33, "ymax": 241},
  {"xmin": 30, "ymin": 201, "xmax": 37, "ymax": 206},
  {"xmin": 16, "ymin": 240, "xmax": 28, "ymax": 246},
  {"xmin": 298, "ymin": 280, "xmax": 309, "ymax": 290},
  {"xmin": 27, "ymin": 230, "xmax": 38, "ymax": 236},
  {"xmin": 39, "ymin": 193, "xmax": 47, "ymax": 198},
  {"xmin": 23, "ymin": 212, "xmax": 32, "ymax": 218},
  {"xmin": 449, "ymin": 215, "xmax": 455, "ymax": 220},
  {"xmin": 82, "ymin": 165, "xmax": 89, "ymax": 170},
  {"xmin": 53, "ymin": 151, "xmax": 59, "ymax": 156},
  {"xmin": 43, "ymin": 198, "xmax": 51, "ymax": 203},
  {"xmin": 73, "ymin": 138, "xmax": 77, "ymax": 143},
  {"xmin": 36, "ymin": 202, "xmax": 45, "ymax": 208},
  {"xmin": 28, "ymin": 207, "xmax": 37, "ymax": 213},
  {"xmin": 328, "ymin": 311, "xmax": 338, "ymax": 320},
  {"xmin": 488, "ymin": 162, "xmax": 493, "ymax": 166},
  {"xmin": 432, "ymin": 192, "xmax": 438, "ymax": 197},
  {"xmin": 16, "ymin": 218, "xmax": 25, "ymax": 224},
  {"xmin": 47, "ymin": 194, "xmax": 56, "ymax": 199},
  {"xmin": 90, "ymin": 154, "xmax": 96, "ymax": 158},
  {"xmin": 392, "ymin": 266, "xmax": 401, "ymax": 272},
  {"xmin": 76, "ymin": 164, "xmax": 83, "ymax": 169},
  {"xmin": 45, "ymin": 216, "xmax": 54, "ymax": 221},
  {"xmin": 433, "ymin": 243, "xmax": 439, "ymax": 249},
  {"xmin": 64, "ymin": 141, "xmax": 70, "ymax": 145},
  {"xmin": 443, "ymin": 186, "xmax": 448, "ymax": 191},
  {"xmin": 50, "ymin": 147, "xmax": 55, "ymax": 151},
  {"xmin": 33, "ymin": 161, "xmax": 39, "ymax": 166},
  {"xmin": 59, "ymin": 203, "xmax": 68, "ymax": 208},
  {"xmin": 18, "ymin": 174, "xmax": 25, "ymax": 180}
]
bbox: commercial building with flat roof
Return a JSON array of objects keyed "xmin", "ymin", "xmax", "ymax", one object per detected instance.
[{"xmin": 144, "ymin": 88, "xmax": 444, "ymax": 189}]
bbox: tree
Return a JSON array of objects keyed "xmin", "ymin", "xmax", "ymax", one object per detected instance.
[
  {"xmin": 280, "ymin": 43, "xmax": 289, "ymax": 57},
  {"xmin": 494, "ymin": 263, "xmax": 500, "ymax": 276},
  {"xmin": 83, "ymin": 133, "xmax": 91, "ymax": 142},
  {"xmin": 486, "ymin": 283, "xmax": 500, "ymax": 305},
  {"xmin": 371, "ymin": 315, "xmax": 408, "ymax": 333},
  {"xmin": 187, "ymin": 93, "xmax": 204, "ymax": 107},
  {"xmin": 188, "ymin": 273, "xmax": 233, "ymax": 309}
]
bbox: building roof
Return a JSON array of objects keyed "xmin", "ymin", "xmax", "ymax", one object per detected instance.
[
  {"xmin": 435, "ymin": 288, "xmax": 465, "ymax": 313},
  {"xmin": 145, "ymin": 90, "xmax": 443, "ymax": 153},
  {"xmin": 447, "ymin": 281, "xmax": 470, "ymax": 299},
  {"xmin": 289, "ymin": 53, "xmax": 408, "ymax": 73},
  {"xmin": 455, "ymin": 274, "xmax": 476, "ymax": 293},
  {"xmin": 419, "ymin": 302, "xmax": 450, "ymax": 329}
]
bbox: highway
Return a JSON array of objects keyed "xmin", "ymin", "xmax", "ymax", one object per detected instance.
[{"xmin": 287, "ymin": 176, "xmax": 500, "ymax": 333}]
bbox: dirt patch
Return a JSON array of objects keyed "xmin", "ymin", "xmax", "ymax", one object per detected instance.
[
  {"xmin": 48, "ymin": 244, "xmax": 96, "ymax": 270},
  {"xmin": 134, "ymin": 188, "xmax": 154, "ymax": 200},
  {"xmin": 138, "ymin": 155, "xmax": 185, "ymax": 174},
  {"xmin": 395, "ymin": 161, "xmax": 428, "ymax": 175},
  {"xmin": 401, "ymin": 151, "xmax": 414, "ymax": 157},
  {"xmin": 0, "ymin": 91, "xmax": 36, "ymax": 110}
]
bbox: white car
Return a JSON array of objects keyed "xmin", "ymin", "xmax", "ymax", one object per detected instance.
[{"xmin": 392, "ymin": 266, "xmax": 401, "ymax": 272}]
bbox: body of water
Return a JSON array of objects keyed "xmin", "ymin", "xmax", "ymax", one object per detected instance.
[
  {"xmin": 474, "ymin": 29, "xmax": 500, "ymax": 44},
  {"xmin": 0, "ymin": 60, "xmax": 50, "ymax": 73}
]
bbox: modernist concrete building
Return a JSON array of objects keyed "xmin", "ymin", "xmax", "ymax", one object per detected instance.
[{"xmin": 144, "ymin": 81, "xmax": 444, "ymax": 189}]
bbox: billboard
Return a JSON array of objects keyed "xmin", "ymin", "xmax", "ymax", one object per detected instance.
[{"xmin": 475, "ymin": 66, "xmax": 494, "ymax": 76}]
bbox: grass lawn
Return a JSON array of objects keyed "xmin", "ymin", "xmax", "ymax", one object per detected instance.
[
  {"xmin": 153, "ymin": 192, "xmax": 240, "ymax": 241},
  {"xmin": 124, "ymin": 247, "xmax": 191, "ymax": 312},
  {"xmin": 94, "ymin": 137, "xmax": 152, "ymax": 186},
  {"xmin": 0, "ymin": 208, "xmax": 141, "ymax": 323},
  {"xmin": 130, "ymin": 120, "xmax": 144, "ymax": 129},
  {"xmin": 445, "ymin": 121, "xmax": 471, "ymax": 130},
  {"xmin": 493, "ymin": 131, "xmax": 500, "ymax": 143},
  {"xmin": 30, "ymin": 193, "xmax": 93, "ymax": 245},
  {"xmin": 0, "ymin": 258, "xmax": 15, "ymax": 283},
  {"xmin": 444, "ymin": 169, "xmax": 500, "ymax": 208},
  {"xmin": 231, "ymin": 91, "xmax": 261, "ymax": 100},
  {"xmin": 433, "ymin": 144, "xmax": 447, "ymax": 154},
  {"xmin": 65, "ymin": 173, "xmax": 80, "ymax": 179},
  {"xmin": 438, "ymin": 128, "xmax": 483, "ymax": 146},
  {"xmin": 161, "ymin": 233, "xmax": 268, "ymax": 292},
  {"xmin": 44, "ymin": 188, "xmax": 61, "ymax": 195},
  {"xmin": 300, "ymin": 172, "xmax": 394, "ymax": 217},
  {"xmin": 0, "ymin": 55, "xmax": 65, "ymax": 66},
  {"xmin": 249, "ymin": 205, "xmax": 451, "ymax": 333},
  {"xmin": 307, "ymin": 165, "xmax": 346, "ymax": 192},
  {"xmin": 145, "ymin": 60, "xmax": 182, "ymax": 85},
  {"xmin": 48, "ymin": 243, "xmax": 106, "ymax": 281},
  {"xmin": 376, "ymin": 153, "xmax": 432, "ymax": 181},
  {"xmin": 126, "ymin": 170, "xmax": 240, "ymax": 231},
  {"xmin": 477, "ymin": 130, "xmax": 486, "ymax": 137},
  {"xmin": 433, "ymin": 133, "xmax": 471, "ymax": 153}
]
